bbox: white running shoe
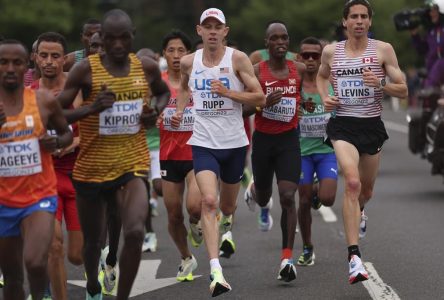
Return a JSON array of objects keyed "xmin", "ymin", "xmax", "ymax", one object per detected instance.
[
  {"xmin": 258, "ymin": 197, "xmax": 273, "ymax": 232},
  {"xmin": 277, "ymin": 258, "xmax": 297, "ymax": 282},
  {"xmin": 348, "ymin": 255, "xmax": 369, "ymax": 284},
  {"xmin": 176, "ymin": 255, "xmax": 198, "ymax": 282},
  {"xmin": 99, "ymin": 246, "xmax": 109, "ymax": 272},
  {"xmin": 0, "ymin": 274, "xmax": 3, "ymax": 287},
  {"xmin": 188, "ymin": 221, "xmax": 203, "ymax": 248},
  {"xmin": 209, "ymin": 268, "xmax": 231, "ymax": 297},
  {"xmin": 244, "ymin": 179, "xmax": 256, "ymax": 212},
  {"xmin": 142, "ymin": 232, "xmax": 157, "ymax": 252},
  {"xmin": 359, "ymin": 211, "xmax": 368, "ymax": 239},
  {"xmin": 102, "ymin": 264, "xmax": 117, "ymax": 295}
]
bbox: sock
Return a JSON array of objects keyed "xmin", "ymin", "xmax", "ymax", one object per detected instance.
[
  {"xmin": 303, "ymin": 244, "xmax": 313, "ymax": 251},
  {"xmin": 348, "ymin": 245, "xmax": 361, "ymax": 261},
  {"xmin": 281, "ymin": 248, "xmax": 293, "ymax": 260},
  {"xmin": 210, "ymin": 258, "xmax": 222, "ymax": 271}
]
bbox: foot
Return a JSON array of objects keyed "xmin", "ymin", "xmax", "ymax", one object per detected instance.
[
  {"xmin": 0, "ymin": 274, "xmax": 3, "ymax": 287},
  {"xmin": 99, "ymin": 246, "xmax": 109, "ymax": 272},
  {"xmin": 209, "ymin": 268, "xmax": 231, "ymax": 297},
  {"xmin": 188, "ymin": 221, "xmax": 203, "ymax": 248},
  {"xmin": 244, "ymin": 179, "xmax": 256, "ymax": 212},
  {"xmin": 258, "ymin": 198, "xmax": 273, "ymax": 231},
  {"xmin": 102, "ymin": 264, "xmax": 118, "ymax": 295},
  {"xmin": 218, "ymin": 214, "xmax": 233, "ymax": 235},
  {"xmin": 297, "ymin": 246, "xmax": 315, "ymax": 266},
  {"xmin": 219, "ymin": 231, "xmax": 236, "ymax": 259},
  {"xmin": 176, "ymin": 255, "xmax": 198, "ymax": 282},
  {"xmin": 277, "ymin": 258, "xmax": 297, "ymax": 282},
  {"xmin": 359, "ymin": 211, "xmax": 368, "ymax": 239},
  {"xmin": 142, "ymin": 232, "xmax": 158, "ymax": 252},
  {"xmin": 86, "ymin": 291, "xmax": 103, "ymax": 300},
  {"xmin": 348, "ymin": 255, "xmax": 369, "ymax": 284}
]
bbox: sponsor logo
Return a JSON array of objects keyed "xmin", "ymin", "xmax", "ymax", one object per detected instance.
[
  {"xmin": 289, "ymin": 78, "xmax": 296, "ymax": 85},
  {"xmin": 194, "ymin": 70, "xmax": 206, "ymax": 75},
  {"xmin": 265, "ymin": 80, "xmax": 278, "ymax": 87},
  {"xmin": 40, "ymin": 200, "xmax": 51, "ymax": 208}
]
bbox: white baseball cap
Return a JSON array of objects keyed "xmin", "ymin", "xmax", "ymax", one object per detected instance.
[{"xmin": 200, "ymin": 8, "xmax": 226, "ymax": 25}]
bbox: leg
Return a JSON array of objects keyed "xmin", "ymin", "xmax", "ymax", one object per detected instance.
[
  {"xmin": 0, "ymin": 236, "xmax": 25, "ymax": 300},
  {"xmin": 298, "ymin": 184, "xmax": 314, "ymax": 247},
  {"xmin": 185, "ymin": 170, "xmax": 202, "ymax": 225},
  {"xmin": 115, "ymin": 177, "xmax": 148, "ymax": 300},
  {"xmin": 277, "ymin": 181, "xmax": 298, "ymax": 250},
  {"xmin": 48, "ymin": 220, "xmax": 67, "ymax": 300},
  {"xmin": 21, "ymin": 211, "xmax": 55, "ymax": 300},
  {"xmin": 67, "ymin": 230, "xmax": 84, "ymax": 266},
  {"xmin": 358, "ymin": 153, "xmax": 381, "ymax": 208},
  {"xmin": 106, "ymin": 196, "xmax": 121, "ymax": 267}
]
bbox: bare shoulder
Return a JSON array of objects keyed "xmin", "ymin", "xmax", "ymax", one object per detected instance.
[
  {"xmin": 36, "ymin": 89, "xmax": 57, "ymax": 110},
  {"xmin": 322, "ymin": 43, "xmax": 336, "ymax": 57},
  {"xmin": 232, "ymin": 49, "xmax": 249, "ymax": 63},
  {"xmin": 375, "ymin": 40, "xmax": 395, "ymax": 54},
  {"xmin": 293, "ymin": 60, "xmax": 307, "ymax": 73}
]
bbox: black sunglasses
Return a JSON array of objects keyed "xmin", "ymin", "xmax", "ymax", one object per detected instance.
[{"xmin": 300, "ymin": 52, "xmax": 321, "ymax": 60}]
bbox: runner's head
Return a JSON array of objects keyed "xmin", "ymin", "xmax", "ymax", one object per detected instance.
[
  {"xmin": 36, "ymin": 32, "xmax": 67, "ymax": 79},
  {"xmin": 89, "ymin": 32, "xmax": 104, "ymax": 56},
  {"xmin": 264, "ymin": 21, "xmax": 289, "ymax": 59},
  {"xmin": 0, "ymin": 40, "xmax": 28, "ymax": 91},
  {"xmin": 298, "ymin": 37, "xmax": 322, "ymax": 75},
  {"xmin": 81, "ymin": 18, "xmax": 101, "ymax": 51},
  {"xmin": 342, "ymin": 0, "xmax": 373, "ymax": 38},
  {"xmin": 162, "ymin": 30, "xmax": 191, "ymax": 72},
  {"xmin": 197, "ymin": 8, "xmax": 229, "ymax": 51},
  {"xmin": 102, "ymin": 9, "xmax": 134, "ymax": 63}
]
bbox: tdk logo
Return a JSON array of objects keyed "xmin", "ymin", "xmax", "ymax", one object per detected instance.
[{"xmin": 194, "ymin": 78, "xmax": 230, "ymax": 91}]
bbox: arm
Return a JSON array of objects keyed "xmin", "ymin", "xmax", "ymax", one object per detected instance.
[
  {"xmin": 316, "ymin": 44, "xmax": 338, "ymax": 112},
  {"xmin": 249, "ymin": 50, "xmax": 263, "ymax": 65},
  {"xmin": 171, "ymin": 54, "xmax": 193, "ymax": 128},
  {"xmin": 63, "ymin": 52, "xmax": 76, "ymax": 72},
  {"xmin": 212, "ymin": 50, "xmax": 265, "ymax": 107},
  {"xmin": 243, "ymin": 63, "xmax": 261, "ymax": 117},
  {"xmin": 142, "ymin": 57, "xmax": 170, "ymax": 113}
]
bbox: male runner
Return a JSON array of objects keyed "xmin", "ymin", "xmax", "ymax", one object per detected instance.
[
  {"xmin": 243, "ymin": 21, "xmax": 305, "ymax": 282},
  {"xmin": 158, "ymin": 29, "xmax": 203, "ymax": 282},
  {"xmin": 171, "ymin": 8, "xmax": 265, "ymax": 297},
  {"xmin": 317, "ymin": 0, "xmax": 407, "ymax": 284},
  {"xmin": 296, "ymin": 37, "xmax": 338, "ymax": 267},
  {"xmin": 89, "ymin": 32, "xmax": 104, "ymax": 56},
  {"xmin": 57, "ymin": 9, "xmax": 170, "ymax": 299},
  {"xmin": 33, "ymin": 31, "xmax": 84, "ymax": 300},
  {"xmin": 0, "ymin": 39, "xmax": 72, "ymax": 300}
]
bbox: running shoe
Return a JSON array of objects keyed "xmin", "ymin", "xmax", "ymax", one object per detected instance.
[
  {"xmin": 0, "ymin": 274, "xmax": 3, "ymax": 287},
  {"xmin": 176, "ymin": 255, "xmax": 198, "ymax": 282},
  {"xmin": 102, "ymin": 264, "xmax": 117, "ymax": 295},
  {"xmin": 86, "ymin": 291, "xmax": 103, "ymax": 300},
  {"xmin": 241, "ymin": 168, "xmax": 252, "ymax": 188},
  {"xmin": 99, "ymin": 246, "xmax": 109, "ymax": 272},
  {"xmin": 311, "ymin": 194, "xmax": 322, "ymax": 210},
  {"xmin": 43, "ymin": 283, "xmax": 52, "ymax": 300},
  {"xmin": 142, "ymin": 232, "xmax": 158, "ymax": 252},
  {"xmin": 359, "ymin": 211, "xmax": 368, "ymax": 239},
  {"xmin": 219, "ymin": 231, "xmax": 236, "ymax": 259},
  {"xmin": 348, "ymin": 255, "xmax": 369, "ymax": 284},
  {"xmin": 243, "ymin": 179, "xmax": 256, "ymax": 212},
  {"xmin": 188, "ymin": 221, "xmax": 203, "ymax": 248},
  {"xmin": 209, "ymin": 268, "xmax": 231, "ymax": 297},
  {"xmin": 297, "ymin": 246, "xmax": 315, "ymax": 266},
  {"xmin": 150, "ymin": 198, "xmax": 159, "ymax": 217},
  {"xmin": 277, "ymin": 258, "xmax": 297, "ymax": 282},
  {"xmin": 218, "ymin": 214, "xmax": 233, "ymax": 235},
  {"xmin": 258, "ymin": 197, "xmax": 273, "ymax": 231}
]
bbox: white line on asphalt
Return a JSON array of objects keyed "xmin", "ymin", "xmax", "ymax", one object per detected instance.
[
  {"xmin": 318, "ymin": 206, "xmax": 337, "ymax": 222},
  {"xmin": 362, "ymin": 262, "xmax": 401, "ymax": 300},
  {"xmin": 384, "ymin": 120, "xmax": 408, "ymax": 134}
]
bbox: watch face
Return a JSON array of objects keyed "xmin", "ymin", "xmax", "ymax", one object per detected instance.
[{"xmin": 380, "ymin": 78, "xmax": 386, "ymax": 87}]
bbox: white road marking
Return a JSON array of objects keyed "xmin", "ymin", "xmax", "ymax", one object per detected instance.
[
  {"xmin": 318, "ymin": 206, "xmax": 337, "ymax": 222},
  {"xmin": 384, "ymin": 120, "xmax": 408, "ymax": 134},
  {"xmin": 362, "ymin": 262, "xmax": 401, "ymax": 300}
]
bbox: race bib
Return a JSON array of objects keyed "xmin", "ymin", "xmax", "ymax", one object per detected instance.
[
  {"xmin": 262, "ymin": 97, "xmax": 297, "ymax": 122},
  {"xmin": 337, "ymin": 78, "xmax": 375, "ymax": 106},
  {"xmin": 299, "ymin": 113, "xmax": 331, "ymax": 138},
  {"xmin": 0, "ymin": 138, "xmax": 42, "ymax": 177},
  {"xmin": 163, "ymin": 105, "xmax": 194, "ymax": 132},
  {"xmin": 99, "ymin": 99, "xmax": 143, "ymax": 135},
  {"xmin": 194, "ymin": 97, "xmax": 234, "ymax": 117}
]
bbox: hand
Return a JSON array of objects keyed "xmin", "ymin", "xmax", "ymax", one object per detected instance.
[
  {"xmin": 322, "ymin": 95, "xmax": 339, "ymax": 112},
  {"xmin": 155, "ymin": 112, "xmax": 164, "ymax": 128},
  {"xmin": 92, "ymin": 83, "xmax": 116, "ymax": 113},
  {"xmin": 39, "ymin": 133, "xmax": 58, "ymax": 153},
  {"xmin": 210, "ymin": 80, "xmax": 229, "ymax": 97},
  {"xmin": 302, "ymin": 98, "xmax": 316, "ymax": 113},
  {"xmin": 362, "ymin": 67, "xmax": 380, "ymax": 89},
  {"xmin": 55, "ymin": 136, "xmax": 79, "ymax": 158},
  {"xmin": 171, "ymin": 111, "xmax": 183, "ymax": 129},
  {"xmin": 140, "ymin": 106, "xmax": 158, "ymax": 129},
  {"xmin": 0, "ymin": 102, "xmax": 6, "ymax": 127},
  {"xmin": 265, "ymin": 90, "xmax": 283, "ymax": 107}
]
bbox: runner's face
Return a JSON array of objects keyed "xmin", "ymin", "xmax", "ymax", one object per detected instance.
[
  {"xmin": 299, "ymin": 44, "xmax": 322, "ymax": 74},
  {"xmin": 163, "ymin": 38, "xmax": 188, "ymax": 72},
  {"xmin": 197, "ymin": 18, "xmax": 228, "ymax": 50},
  {"xmin": 89, "ymin": 33, "xmax": 104, "ymax": 55},
  {"xmin": 343, "ymin": 4, "xmax": 372, "ymax": 38},
  {"xmin": 265, "ymin": 24, "xmax": 289, "ymax": 59},
  {"xmin": 102, "ymin": 24, "xmax": 133, "ymax": 62},
  {"xmin": 81, "ymin": 24, "xmax": 101, "ymax": 49},
  {"xmin": 0, "ymin": 44, "xmax": 28, "ymax": 91},
  {"xmin": 36, "ymin": 41, "xmax": 65, "ymax": 79}
]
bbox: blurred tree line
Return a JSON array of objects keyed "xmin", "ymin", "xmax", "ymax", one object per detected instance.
[{"xmin": 0, "ymin": 0, "xmax": 425, "ymax": 71}]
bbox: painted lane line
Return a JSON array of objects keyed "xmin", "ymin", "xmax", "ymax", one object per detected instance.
[
  {"xmin": 363, "ymin": 262, "xmax": 401, "ymax": 300},
  {"xmin": 318, "ymin": 206, "xmax": 337, "ymax": 222}
]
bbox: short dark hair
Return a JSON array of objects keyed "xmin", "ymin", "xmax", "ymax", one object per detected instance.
[
  {"xmin": 265, "ymin": 20, "xmax": 287, "ymax": 30},
  {"xmin": 162, "ymin": 29, "xmax": 192, "ymax": 51},
  {"xmin": 82, "ymin": 18, "xmax": 101, "ymax": 32},
  {"xmin": 299, "ymin": 37, "xmax": 323, "ymax": 51},
  {"xmin": 343, "ymin": 0, "xmax": 373, "ymax": 19},
  {"xmin": 0, "ymin": 39, "xmax": 29, "ymax": 57},
  {"xmin": 36, "ymin": 32, "xmax": 67, "ymax": 54}
]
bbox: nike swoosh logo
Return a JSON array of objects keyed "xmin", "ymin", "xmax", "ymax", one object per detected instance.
[
  {"xmin": 195, "ymin": 70, "xmax": 205, "ymax": 75},
  {"xmin": 265, "ymin": 81, "xmax": 278, "ymax": 87}
]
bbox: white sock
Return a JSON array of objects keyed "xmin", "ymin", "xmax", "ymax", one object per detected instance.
[{"xmin": 210, "ymin": 258, "xmax": 222, "ymax": 271}]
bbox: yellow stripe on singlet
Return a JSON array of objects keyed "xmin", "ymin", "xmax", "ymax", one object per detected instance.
[{"xmin": 73, "ymin": 53, "xmax": 151, "ymax": 183}]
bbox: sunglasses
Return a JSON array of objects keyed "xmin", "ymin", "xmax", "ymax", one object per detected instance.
[{"xmin": 300, "ymin": 52, "xmax": 321, "ymax": 60}]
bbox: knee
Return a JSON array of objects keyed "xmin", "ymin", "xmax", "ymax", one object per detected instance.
[
  {"xmin": 49, "ymin": 237, "xmax": 64, "ymax": 259},
  {"xmin": 124, "ymin": 228, "xmax": 145, "ymax": 245},
  {"xmin": 320, "ymin": 196, "xmax": 335, "ymax": 207},
  {"xmin": 201, "ymin": 194, "xmax": 218, "ymax": 212},
  {"xmin": 153, "ymin": 180, "xmax": 163, "ymax": 197},
  {"xmin": 24, "ymin": 255, "xmax": 47, "ymax": 275},
  {"xmin": 279, "ymin": 190, "xmax": 296, "ymax": 209},
  {"xmin": 345, "ymin": 177, "xmax": 361, "ymax": 195},
  {"xmin": 187, "ymin": 206, "xmax": 201, "ymax": 221}
]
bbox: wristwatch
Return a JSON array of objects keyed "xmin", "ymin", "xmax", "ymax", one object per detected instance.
[{"xmin": 379, "ymin": 78, "xmax": 386, "ymax": 90}]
